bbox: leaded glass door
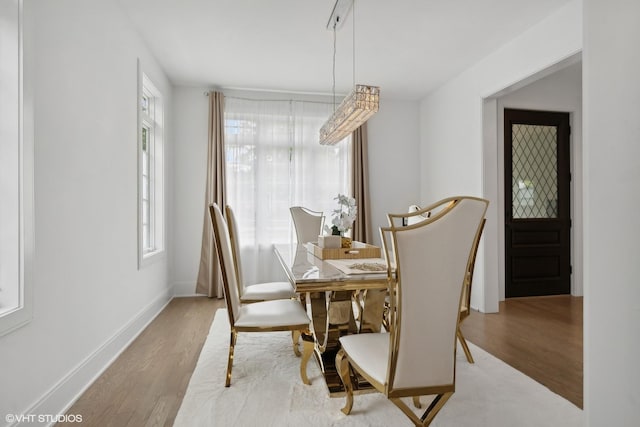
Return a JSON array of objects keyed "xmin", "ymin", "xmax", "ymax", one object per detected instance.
[{"xmin": 504, "ymin": 109, "xmax": 571, "ymax": 297}]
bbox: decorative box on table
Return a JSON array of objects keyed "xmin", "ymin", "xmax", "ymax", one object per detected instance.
[
  {"xmin": 308, "ymin": 241, "xmax": 381, "ymax": 260},
  {"xmin": 318, "ymin": 235, "xmax": 341, "ymax": 249}
]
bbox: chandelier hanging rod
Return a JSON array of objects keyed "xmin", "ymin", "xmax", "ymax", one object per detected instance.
[{"xmin": 319, "ymin": 0, "xmax": 380, "ymax": 146}]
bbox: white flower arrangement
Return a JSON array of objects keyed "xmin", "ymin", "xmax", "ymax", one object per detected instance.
[{"xmin": 325, "ymin": 194, "xmax": 357, "ymax": 235}]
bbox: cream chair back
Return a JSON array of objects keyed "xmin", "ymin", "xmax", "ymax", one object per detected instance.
[
  {"xmin": 381, "ymin": 197, "xmax": 488, "ymax": 391},
  {"xmin": 224, "ymin": 205, "xmax": 245, "ymax": 293},
  {"xmin": 209, "ymin": 203, "xmax": 241, "ymax": 325},
  {"xmin": 290, "ymin": 206, "xmax": 324, "ymax": 243}
]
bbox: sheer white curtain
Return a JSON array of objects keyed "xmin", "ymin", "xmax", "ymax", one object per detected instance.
[{"xmin": 225, "ymin": 97, "xmax": 351, "ymax": 284}]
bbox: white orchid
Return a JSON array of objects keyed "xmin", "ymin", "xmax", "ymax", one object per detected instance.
[{"xmin": 324, "ymin": 194, "xmax": 357, "ymax": 235}]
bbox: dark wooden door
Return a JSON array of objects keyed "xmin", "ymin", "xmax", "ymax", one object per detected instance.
[{"xmin": 504, "ymin": 109, "xmax": 571, "ymax": 297}]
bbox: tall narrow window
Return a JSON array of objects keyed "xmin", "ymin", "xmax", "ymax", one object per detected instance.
[
  {"xmin": 1, "ymin": 0, "xmax": 33, "ymax": 335},
  {"xmin": 138, "ymin": 68, "xmax": 164, "ymax": 267}
]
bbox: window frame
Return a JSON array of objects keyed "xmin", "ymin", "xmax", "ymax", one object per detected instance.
[
  {"xmin": 0, "ymin": 0, "xmax": 34, "ymax": 336},
  {"xmin": 137, "ymin": 63, "xmax": 165, "ymax": 268}
]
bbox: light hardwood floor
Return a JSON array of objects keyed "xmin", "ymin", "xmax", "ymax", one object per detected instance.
[
  {"xmin": 461, "ymin": 295, "xmax": 583, "ymax": 408},
  {"xmin": 58, "ymin": 297, "xmax": 224, "ymax": 427},
  {"xmin": 58, "ymin": 295, "xmax": 582, "ymax": 426}
]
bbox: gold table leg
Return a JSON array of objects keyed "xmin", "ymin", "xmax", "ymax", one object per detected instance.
[
  {"xmin": 359, "ymin": 289, "xmax": 387, "ymax": 333},
  {"xmin": 305, "ymin": 288, "xmax": 385, "ymax": 395}
]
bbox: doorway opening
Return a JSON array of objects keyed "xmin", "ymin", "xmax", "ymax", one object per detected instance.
[{"xmin": 481, "ymin": 54, "xmax": 582, "ymax": 307}]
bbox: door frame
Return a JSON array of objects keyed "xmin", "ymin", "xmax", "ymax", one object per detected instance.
[{"xmin": 480, "ymin": 56, "xmax": 583, "ymax": 311}]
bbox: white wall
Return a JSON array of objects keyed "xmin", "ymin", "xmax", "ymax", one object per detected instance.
[
  {"xmin": 170, "ymin": 89, "xmax": 421, "ymax": 292},
  {"xmin": 496, "ymin": 61, "xmax": 583, "ymax": 299},
  {"xmin": 172, "ymin": 87, "xmax": 209, "ymax": 296},
  {"xmin": 0, "ymin": 0, "xmax": 173, "ymax": 423},
  {"xmin": 367, "ymin": 99, "xmax": 421, "ymax": 246},
  {"xmin": 583, "ymin": 0, "xmax": 640, "ymax": 425},
  {"xmin": 419, "ymin": 0, "xmax": 582, "ymax": 313}
]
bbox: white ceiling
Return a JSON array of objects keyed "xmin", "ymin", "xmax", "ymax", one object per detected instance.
[{"xmin": 118, "ymin": 0, "xmax": 573, "ymax": 100}]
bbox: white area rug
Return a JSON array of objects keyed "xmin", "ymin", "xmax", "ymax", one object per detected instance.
[{"xmin": 174, "ymin": 310, "xmax": 582, "ymax": 426}]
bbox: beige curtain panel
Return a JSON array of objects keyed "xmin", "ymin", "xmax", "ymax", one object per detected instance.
[
  {"xmin": 196, "ymin": 91, "xmax": 226, "ymax": 297},
  {"xmin": 351, "ymin": 123, "xmax": 372, "ymax": 244}
]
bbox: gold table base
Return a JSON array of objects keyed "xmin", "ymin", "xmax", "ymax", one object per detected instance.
[{"xmin": 304, "ymin": 288, "xmax": 387, "ymax": 396}]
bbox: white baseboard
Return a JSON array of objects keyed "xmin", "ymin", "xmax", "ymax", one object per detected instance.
[{"xmin": 12, "ymin": 287, "xmax": 173, "ymax": 427}]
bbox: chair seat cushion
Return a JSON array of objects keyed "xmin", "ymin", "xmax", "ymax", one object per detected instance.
[
  {"xmin": 235, "ymin": 299, "xmax": 310, "ymax": 328},
  {"xmin": 339, "ymin": 332, "xmax": 390, "ymax": 386},
  {"xmin": 241, "ymin": 281, "xmax": 296, "ymax": 301}
]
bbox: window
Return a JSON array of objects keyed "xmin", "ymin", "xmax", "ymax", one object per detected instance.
[
  {"xmin": 224, "ymin": 97, "xmax": 351, "ymax": 281},
  {"xmin": 137, "ymin": 67, "xmax": 164, "ymax": 267},
  {"xmin": 1, "ymin": 0, "xmax": 33, "ymax": 335}
]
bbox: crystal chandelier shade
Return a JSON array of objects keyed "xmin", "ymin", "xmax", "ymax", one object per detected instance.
[{"xmin": 319, "ymin": 85, "xmax": 380, "ymax": 145}]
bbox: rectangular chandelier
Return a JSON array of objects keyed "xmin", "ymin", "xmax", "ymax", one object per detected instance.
[{"xmin": 319, "ymin": 84, "xmax": 380, "ymax": 145}]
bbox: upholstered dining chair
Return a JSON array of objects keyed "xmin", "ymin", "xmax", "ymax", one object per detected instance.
[
  {"xmin": 225, "ymin": 205, "xmax": 297, "ymax": 303},
  {"xmin": 289, "ymin": 206, "xmax": 324, "ymax": 243},
  {"xmin": 379, "ymin": 203, "xmax": 432, "ymax": 330},
  {"xmin": 387, "ymin": 199, "xmax": 484, "ymax": 363},
  {"xmin": 336, "ymin": 196, "xmax": 489, "ymax": 426},
  {"xmin": 209, "ymin": 203, "xmax": 314, "ymax": 387},
  {"xmin": 406, "ymin": 204, "xmax": 429, "ymax": 225},
  {"xmin": 457, "ymin": 217, "xmax": 486, "ymax": 363}
]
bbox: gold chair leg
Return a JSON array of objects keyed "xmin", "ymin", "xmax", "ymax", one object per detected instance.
[
  {"xmin": 421, "ymin": 392, "xmax": 453, "ymax": 426},
  {"xmin": 225, "ymin": 330, "xmax": 237, "ymax": 387},
  {"xmin": 300, "ymin": 329, "xmax": 315, "ymax": 385},
  {"xmin": 292, "ymin": 330, "xmax": 301, "ymax": 357},
  {"xmin": 391, "ymin": 392, "xmax": 453, "ymax": 427},
  {"xmin": 336, "ymin": 349, "xmax": 354, "ymax": 415},
  {"xmin": 381, "ymin": 301, "xmax": 390, "ymax": 332},
  {"xmin": 457, "ymin": 326, "xmax": 474, "ymax": 363},
  {"xmin": 413, "ymin": 396, "xmax": 422, "ymax": 408}
]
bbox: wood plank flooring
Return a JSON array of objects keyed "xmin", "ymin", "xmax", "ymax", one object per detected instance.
[
  {"xmin": 58, "ymin": 297, "xmax": 223, "ymax": 427},
  {"xmin": 460, "ymin": 295, "xmax": 583, "ymax": 408},
  {"xmin": 58, "ymin": 295, "xmax": 582, "ymax": 426}
]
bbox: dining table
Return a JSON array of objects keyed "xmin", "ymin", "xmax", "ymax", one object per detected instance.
[{"xmin": 273, "ymin": 242, "xmax": 390, "ymax": 396}]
